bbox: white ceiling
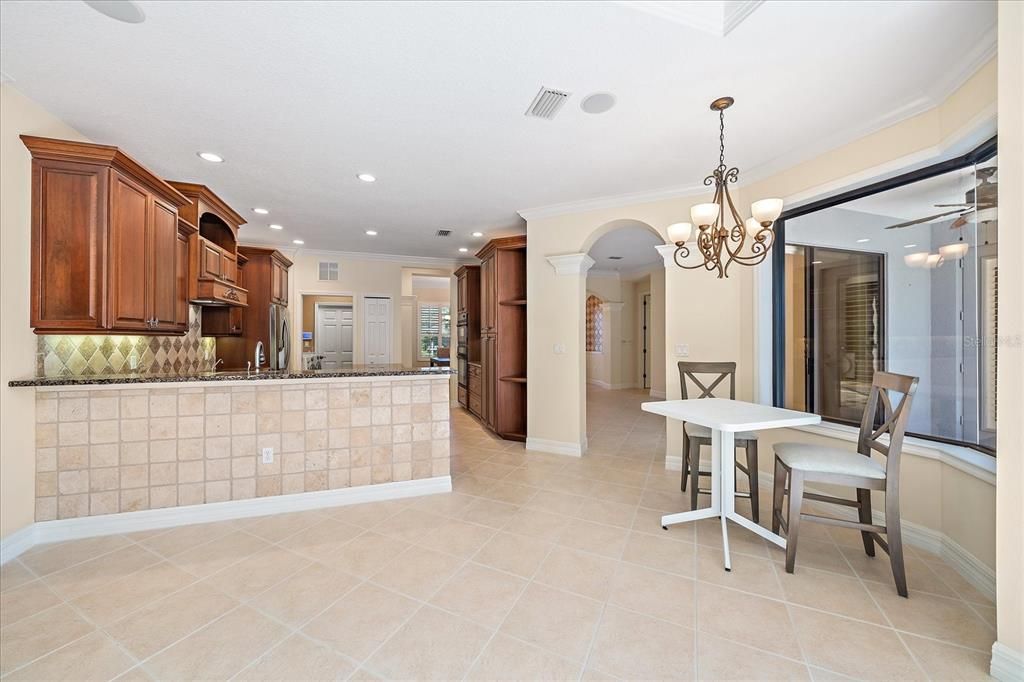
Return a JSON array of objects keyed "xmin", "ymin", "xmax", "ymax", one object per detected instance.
[
  {"xmin": 0, "ymin": 0, "xmax": 996, "ymax": 260},
  {"xmin": 588, "ymin": 223, "xmax": 664, "ymax": 275}
]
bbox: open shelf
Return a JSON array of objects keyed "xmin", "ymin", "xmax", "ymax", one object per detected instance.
[
  {"xmin": 500, "ymin": 375, "xmax": 527, "ymax": 383},
  {"xmin": 499, "ymin": 299, "xmax": 527, "ymax": 306}
]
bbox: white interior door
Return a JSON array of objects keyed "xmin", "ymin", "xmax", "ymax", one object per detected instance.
[
  {"xmin": 363, "ymin": 296, "xmax": 392, "ymax": 365},
  {"xmin": 317, "ymin": 305, "xmax": 353, "ymax": 369}
]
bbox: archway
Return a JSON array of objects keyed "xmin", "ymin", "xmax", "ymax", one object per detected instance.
[{"xmin": 581, "ymin": 220, "xmax": 665, "ymax": 457}]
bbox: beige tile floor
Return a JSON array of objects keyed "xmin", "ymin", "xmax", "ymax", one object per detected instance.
[{"xmin": 0, "ymin": 387, "xmax": 996, "ymax": 680}]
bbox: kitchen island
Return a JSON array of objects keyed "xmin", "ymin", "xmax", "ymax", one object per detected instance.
[{"xmin": 11, "ymin": 366, "xmax": 453, "ymax": 522}]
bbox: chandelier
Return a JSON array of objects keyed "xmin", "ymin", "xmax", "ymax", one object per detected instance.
[{"xmin": 668, "ymin": 97, "xmax": 783, "ymax": 278}]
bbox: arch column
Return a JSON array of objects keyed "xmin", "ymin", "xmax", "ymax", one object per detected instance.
[{"xmin": 525, "ymin": 253, "xmax": 594, "ymax": 457}]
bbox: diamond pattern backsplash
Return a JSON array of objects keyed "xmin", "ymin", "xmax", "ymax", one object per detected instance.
[{"xmin": 36, "ymin": 306, "xmax": 217, "ymax": 377}]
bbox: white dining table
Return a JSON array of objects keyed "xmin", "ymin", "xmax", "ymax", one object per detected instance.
[{"xmin": 642, "ymin": 398, "xmax": 821, "ymax": 571}]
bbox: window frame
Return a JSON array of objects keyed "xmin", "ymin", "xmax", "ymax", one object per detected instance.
[
  {"xmin": 417, "ymin": 303, "xmax": 450, "ymax": 360},
  {"xmin": 771, "ymin": 135, "xmax": 998, "ymax": 456}
]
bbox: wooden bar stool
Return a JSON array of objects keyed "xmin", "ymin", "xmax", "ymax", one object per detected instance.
[
  {"xmin": 772, "ymin": 371, "xmax": 918, "ymax": 597},
  {"xmin": 678, "ymin": 362, "xmax": 760, "ymax": 523}
]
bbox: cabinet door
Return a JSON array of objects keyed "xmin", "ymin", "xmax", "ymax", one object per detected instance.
[
  {"xmin": 457, "ymin": 274, "xmax": 467, "ymax": 314},
  {"xmin": 221, "ymin": 252, "xmax": 237, "ymax": 283},
  {"xmin": 30, "ymin": 159, "xmax": 108, "ymax": 331},
  {"xmin": 482, "ymin": 335, "xmax": 496, "ymax": 428},
  {"xmin": 175, "ymin": 230, "xmax": 190, "ymax": 328},
  {"xmin": 200, "ymin": 241, "xmax": 222, "ymax": 280},
  {"xmin": 149, "ymin": 198, "xmax": 180, "ymax": 330},
  {"xmin": 270, "ymin": 260, "xmax": 283, "ymax": 303},
  {"xmin": 109, "ymin": 172, "xmax": 151, "ymax": 330},
  {"xmin": 480, "ymin": 256, "xmax": 495, "ymax": 333}
]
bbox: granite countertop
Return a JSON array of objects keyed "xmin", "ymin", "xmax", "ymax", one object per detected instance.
[{"xmin": 8, "ymin": 365, "xmax": 453, "ymax": 388}]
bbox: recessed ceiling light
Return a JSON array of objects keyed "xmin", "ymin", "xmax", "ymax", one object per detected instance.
[
  {"xmin": 471, "ymin": 231, "xmax": 484, "ymax": 237},
  {"xmin": 904, "ymin": 243, "xmax": 917, "ymax": 248},
  {"xmin": 269, "ymin": 224, "xmax": 283, "ymax": 230},
  {"xmin": 580, "ymin": 92, "xmax": 617, "ymax": 115},
  {"xmin": 253, "ymin": 208, "xmax": 269, "ymax": 215},
  {"xmin": 197, "ymin": 152, "xmax": 224, "ymax": 163},
  {"xmin": 365, "ymin": 230, "xmax": 378, "ymax": 236},
  {"xmin": 292, "ymin": 239, "xmax": 304, "ymax": 245},
  {"xmin": 84, "ymin": 0, "xmax": 145, "ymax": 23},
  {"xmin": 856, "ymin": 238, "xmax": 871, "ymax": 243},
  {"xmin": 459, "ymin": 248, "xmax": 469, "ymax": 253},
  {"xmin": 357, "ymin": 173, "xmax": 376, "ymax": 183}
]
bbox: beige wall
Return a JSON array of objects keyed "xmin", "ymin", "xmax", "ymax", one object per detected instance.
[
  {"xmin": 1, "ymin": 85, "xmax": 93, "ymax": 540},
  {"xmin": 995, "ymin": 0, "xmax": 1024, "ymax": 664},
  {"xmin": 285, "ymin": 253, "xmax": 454, "ymax": 370},
  {"xmin": 524, "ymin": 57, "xmax": 1000, "ymax": 571}
]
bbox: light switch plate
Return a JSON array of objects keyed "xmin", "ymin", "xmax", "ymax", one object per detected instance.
[{"xmin": 675, "ymin": 344, "xmax": 690, "ymax": 357}]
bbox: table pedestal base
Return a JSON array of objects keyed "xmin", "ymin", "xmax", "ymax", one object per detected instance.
[{"xmin": 661, "ymin": 428, "xmax": 787, "ymax": 571}]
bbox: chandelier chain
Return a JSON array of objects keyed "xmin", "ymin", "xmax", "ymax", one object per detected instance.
[{"xmin": 718, "ymin": 109, "xmax": 726, "ymax": 169}]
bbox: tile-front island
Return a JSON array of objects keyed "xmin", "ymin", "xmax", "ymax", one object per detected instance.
[{"xmin": 10, "ymin": 367, "xmax": 453, "ymax": 523}]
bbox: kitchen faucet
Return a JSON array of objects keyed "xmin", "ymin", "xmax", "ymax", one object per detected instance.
[{"xmin": 254, "ymin": 341, "xmax": 265, "ymax": 373}]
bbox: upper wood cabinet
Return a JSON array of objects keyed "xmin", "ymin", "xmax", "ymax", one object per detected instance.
[
  {"xmin": 22, "ymin": 136, "xmax": 193, "ymax": 335},
  {"xmin": 167, "ymin": 182, "xmax": 249, "ymax": 308},
  {"xmin": 270, "ymin": 256, "xmax": 289, "ymax": 306}
]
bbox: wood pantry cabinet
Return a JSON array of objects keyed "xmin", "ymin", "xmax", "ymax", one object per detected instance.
[
  {"xmin": 22, "ymin": 136, "xmax": 193, "ymax": 334},
  {"xmin": 475, "ymin": 235, "xmax": 527, "ymax": 441}
]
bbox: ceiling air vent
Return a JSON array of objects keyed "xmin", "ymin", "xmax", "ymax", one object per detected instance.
[
  {"xmin": 607, "ymin": 256, "xmax": 623, "ymax": 260},
  {"xmin": 435, "ymin": 229, "xmax": 452, "ymax": 237},
  {"xmin": 525, "ymin": 87, "xmax": 571, "ymax": 120}
]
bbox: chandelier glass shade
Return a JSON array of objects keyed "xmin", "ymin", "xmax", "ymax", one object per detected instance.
[{"xmin": 670, "ymin": 97, "xmax": 783, "ymax": 278}]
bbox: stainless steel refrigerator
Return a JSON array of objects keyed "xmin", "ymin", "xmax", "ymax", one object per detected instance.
[{"xmin": 268, "ymin": 304, "xmax": 291, "ymax": 370}]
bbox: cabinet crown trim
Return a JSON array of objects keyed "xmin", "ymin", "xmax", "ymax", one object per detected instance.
[{"xmin": 20, "ymin": 135, "xmax": 190, "ymax": 208}]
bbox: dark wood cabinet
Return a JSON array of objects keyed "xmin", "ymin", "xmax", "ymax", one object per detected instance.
[
  {"xmin": 22, "ymin": 136, "xmax": 192, "ymax": 335},
  {"xmin": 201, "ymin": 252, "xmax": 246, "ymax": 337},
  {"xmin": 168, "ymin": 182, "xmax": 249, "ymax": 309},
  {"xmin": 466, "ymin": 235, "xmax": 527, "ymax": 441},
  {"xmin": 211, "ymin": 247, "xmax": 292, "ymax": 369},
  {"xmin": 270, "ymin": 257, "xmax": 288, "ymax": 306}
]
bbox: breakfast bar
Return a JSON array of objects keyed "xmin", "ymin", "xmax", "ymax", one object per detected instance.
[{"xmin": 10, "ymin": 366, "xmax": 453, "ymax": 522}]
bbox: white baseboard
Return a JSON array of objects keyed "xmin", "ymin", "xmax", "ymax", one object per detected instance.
[
  {"xmin": 526, "ymin": 437, "xmax": 583, "ymax": 457},
  {"xmin": 0, "ymin": 476, "xmax": 452, "ymax": 564},
  {"xmin": 991, "ymin": 642, "xmax": 1024, "ymax": 682},
  {"xmin": 649, "ymin": 389, "xmax": 666, "ymax": 399},
  {"xmin": 587, "ymin": 379, "xmax": 638, "ymax": 390},
  {"xmin": 0, "ymin": 524, "xmax": 35, "ymax": 565},
  {"xmin": 657, "ymin": 461, "xmax": 996, "ymax": 601}
]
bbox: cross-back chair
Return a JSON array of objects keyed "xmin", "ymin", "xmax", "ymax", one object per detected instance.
[
  {"xmin": 772, "ymin": 371, "xmax": 919, "ymax": 597},
  {"xmin": 678, "ymin": 361, "xmax": 760, "ymax": 523}
]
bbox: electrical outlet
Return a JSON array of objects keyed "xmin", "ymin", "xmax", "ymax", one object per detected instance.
[
  {"xmin": 553, "ymin": 343, "xmax": 566, "ymax": 355},
  {"xmin": 261, "ymin": 447, "xmax": 274, "ymax": 464},
  {"xmin": 129, "ymin": 354, "xmax": 139, "ymax": 370},
  {"xmin": 675, "ymin": 344, "xmax": 690, "ymax": 357}
]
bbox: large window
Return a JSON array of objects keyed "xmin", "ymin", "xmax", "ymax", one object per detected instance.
[
  {"xmin": 418, "ymin": 304, "xmax": 451, "ymax": 359},
  {"xmin": 774, "ymin": 139, "xmax": 997, "ymax": 453}
]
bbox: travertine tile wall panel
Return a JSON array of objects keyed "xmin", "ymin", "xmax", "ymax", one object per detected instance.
[{"xmin": 34, "ymin": 377, "xmax": 451, "ymax": 520}]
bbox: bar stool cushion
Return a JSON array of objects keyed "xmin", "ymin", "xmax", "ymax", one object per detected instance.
[
  {"xmin": 685, "ymin": 422, "xmax": 758, "ymax": 441},
  {"xmin": 775, "ymin": 442, "xmax": 886, "ymax": 479}
]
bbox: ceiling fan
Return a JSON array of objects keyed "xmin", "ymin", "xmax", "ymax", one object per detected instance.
[{"xmin": 884, "ymin": 167, "xmax": 997, "ymax": 230}]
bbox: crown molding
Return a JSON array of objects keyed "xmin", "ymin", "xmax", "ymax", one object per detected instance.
[
  {"xmin": 238, "ymin": 241, "xmax": 471, "ymax": 268},
  {"xmin": 547, "ymin": 253, "xmax": 595, "ymax": 276},
  {"xmin": 518, "ymin": 182, "xmax": 705, "ymax": 222}
]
